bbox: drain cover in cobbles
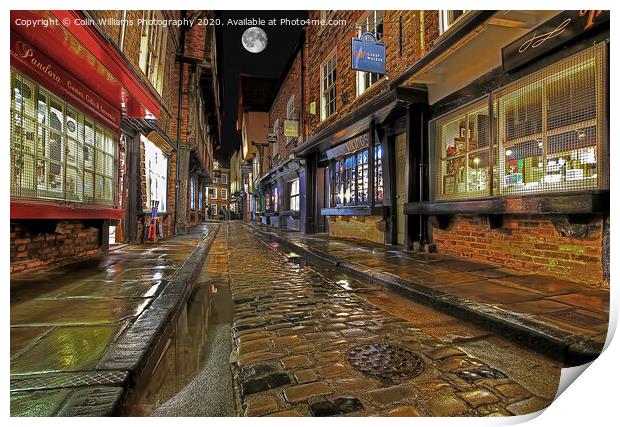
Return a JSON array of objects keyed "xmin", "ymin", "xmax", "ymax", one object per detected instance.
[{"xmin": 346, "ymin": 344, "xmax": 425, "ymax": 381}]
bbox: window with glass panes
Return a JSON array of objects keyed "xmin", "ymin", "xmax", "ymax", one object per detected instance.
[
  {"xmin": 142, "ymin": 136, "xmax": 168, "ymax": 212},
  {"xmin": 209, "ymin": 187, "xmax": 217, "ymax": 199},
  {"xmin": 496, "ymin": 45, "xmax": 604, "ymax": 194},
  {"xmin": 321, "ymin": 53, "xmax": 337, "ymax": 121},
  {"xmin": 139, "ymin": 10, "xmax": 167, "ymax": 93},
  {"xmin": 439, "ymin": 10, "xmax": 468, "ymax": 34},
  {"xmin": 10, "ymin": 69, "xmax": 117, "ymax": 206},
  {"xmin": 289, "ymin": 178, "xmax": 300, "ymax": 211},
  {"xmin": 374, "ymin": 144, "xmax": 384, "ymax": 203},
  {"xmin": 356, "ymin": 11, "xmax": 384, "ymax": 96},
  {"xmin": 332, "ymin": 150, "xmax": 370, "ymax": 207},
  {"xmin": 221, "ymin": 188, "xmax": 228, "ymax": 200},
  {"xmin": 433, "ymin": 45, "xmax": 605, "ymax": 200},
  {"xmin": 189, "ymin": 176, "xmax": 196, "ymax": 209}
]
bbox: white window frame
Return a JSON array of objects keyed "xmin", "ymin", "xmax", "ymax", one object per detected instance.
[
  {"xmin": 209, "ymin": 187, "xmax": 217, "ymax": 199},
  {"xmin": 439, "ymin": 10, "xmax": 468, "ymax": 35},
  {"xmin": 221, "ymin": 173, "xmax": 228, "ymax": 184},
  {"xmin": 142, "ymin": 135, "xmax": 168, "ymax": 213},
  {"xmin": 221, "ymin": 188, "xmax": 228, "ymax": 200},
  {"xmin": 272, "ymin": 119, "xmax": 280, "ymax": 160},
  {"xmin": 139, "ymin": 10, "xmax": 168, "ymax": 93},
  {"xmin": 320, "ymin": 51, "xmax": 337, "ymax": 121},
  {"xmin": 289, "ymin": 178, "xmax": 300, "ymax": 212},
  {"xmin": 355, "ymin": 11, "xmax": 385, "ymax": 97}
]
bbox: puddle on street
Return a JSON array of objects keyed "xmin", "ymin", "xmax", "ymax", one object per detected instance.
[{"xmin": 124, "ymin": 266, "xmax": 233, "ymax": 416}]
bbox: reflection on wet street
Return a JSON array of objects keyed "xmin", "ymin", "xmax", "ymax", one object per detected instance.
[{"xmin": 127, "ymin": 226, "xmax": 236, "ymax": 416}]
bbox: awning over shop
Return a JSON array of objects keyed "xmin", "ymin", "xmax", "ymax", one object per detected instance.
[{"xmin": 10, "ymin": 10, "xmax": 160, "ymax": 122}]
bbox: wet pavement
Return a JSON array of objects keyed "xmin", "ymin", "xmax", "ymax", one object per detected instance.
[
  {"xmin": 222, "ymin": 222, "xmax": 562, "ymax": 417},
  {"xmin": 10, "ymin": 224, "xmax": 213, "ymax": 417},
  {"xmin": 250, "ymin": 224, "xmax": 609, "ymax": 363}
]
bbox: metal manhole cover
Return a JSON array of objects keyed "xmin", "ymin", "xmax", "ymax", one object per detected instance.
[{"xmin": 346, "ymin": 344, "xmax": 425, "ymax": 381}]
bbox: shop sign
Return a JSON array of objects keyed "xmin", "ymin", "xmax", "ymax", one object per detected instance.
[
  {"xmin": 351, "ymin": 32, "xmax": 386, "ymax": 74},
  {"xmin": 241, "ymin": 163, "xmax": 253, "ymax": 176},
  {"xmin": 284, "ymin": 120, "xmax": 299, "ymax": 137},
  {"xmin": 267, "ymin": 132, "xmax": 278, "ymax": 143},
  {"xmin": 326, "ymin": 133, "xmax": 369, "ymax": 160},
  {"xmin": 502, "ymin": 10, "xmax": 609, "ymax": 73},
  {"xmin": 10, "ymin": 32, "xmax": 121, "ymax": 128}
]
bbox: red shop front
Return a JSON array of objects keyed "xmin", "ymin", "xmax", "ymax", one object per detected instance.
[{"xmin": 9, "ymin": 10, "xmax": 160, "ymax": 272}]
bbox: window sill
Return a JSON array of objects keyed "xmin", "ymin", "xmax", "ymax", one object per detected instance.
[
  {"xmin": 321, "ymin": 206, "xmax": 387, "ymax": 217},
  {"xmin": 404, "ymin": 190, "xmax": 609, "ymax": 215}
]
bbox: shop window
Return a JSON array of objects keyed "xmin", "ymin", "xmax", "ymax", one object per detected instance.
[
  {"xmin": 496, "ymin": 46, "xmax": 603, "ymax": 195},
  {"xmin": 221, "ymin": 188, "xmax": 228, "ymax": 200},
  {"xmin": 139, "ymin": 10, "xmax": 167, "ymax": 93},
  {"xmin": 332, "ymin": 149, "xmax": 371, "ymax": 207},
  {"xmin": 10, "ymin": 69, "xmax": 117, "ymax": 206},
  {"xmin": 320, "ymin": 53, "xmax": 337, "ymax": 121},
  {"xmin": 189, "ymin": 176, "xmax": 196, "ymax": 209},
  {"xmin": 265, "ymin": 188, "xmax": 271, "ymax": 211},
  {"xmin": 374, "ymin": 144, "xmax": 384, "ymax": 203},
  {"xmin": 436, "ymin": 101, "xmax": 491, "ymax": 200},
  {"xmin": 433, "ymin": 45, "xmax": 604, "ymax": 200},
  {"xmin": 356, "ymin": 11, "xmax": 384, "ymax": 96},
  {"xmin": 439, "ymin": 10, "xmax": 468, "ymax": 34},
  {"xmin": 289, "ymin": 178, "xmax": 300, "ymax": 212},
  {"xmin": 142, "ymin": 135, "xmax": 168, "ymax": 212}
]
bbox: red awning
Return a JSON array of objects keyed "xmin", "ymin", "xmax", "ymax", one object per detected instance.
[{"xmin": 10, "ymin": 10, "xmax": 160, "ymax": 120}]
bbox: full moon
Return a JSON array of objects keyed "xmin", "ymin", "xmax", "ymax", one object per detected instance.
[{"xmin": 241, "ymin": 27, "xmax": 268, "ymax": 53}]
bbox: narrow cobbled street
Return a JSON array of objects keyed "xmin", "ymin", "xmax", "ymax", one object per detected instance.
[{"xmin": 219, "ymin": 222, "xmax": 560, "ymax": 417}]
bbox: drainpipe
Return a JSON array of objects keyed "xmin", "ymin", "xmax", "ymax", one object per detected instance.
[
  {"xmin": 300, "ymin": 29, "xmax": 305, "ymax": 143},
  {"xmin": 174, "ymin": 11, "xmax": 187, "ymax": 235}
]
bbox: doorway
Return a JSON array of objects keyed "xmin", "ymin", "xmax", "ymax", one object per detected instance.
[{"xmin": 395, "ymin": 133, "xmax": 407, "ymax": 245}]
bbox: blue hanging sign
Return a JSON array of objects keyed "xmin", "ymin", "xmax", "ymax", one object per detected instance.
[{"xmin": 351, "ymin": 32, "xmax": 386, "ymax": 74}]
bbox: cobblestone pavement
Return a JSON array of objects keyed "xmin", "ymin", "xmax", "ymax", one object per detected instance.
[{"xmin": 225, "ymin": 223, "xmax": 561, "ymax": 417}]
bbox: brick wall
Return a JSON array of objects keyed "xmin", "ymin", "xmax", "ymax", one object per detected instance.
[
  {"xmin": 11, "ymin": 221, "xmax": 101, "ymax": 274},
  {"xmin": 269, "ymin": 50, "xmax": 302, "ymax": 166},
  {"xmin": 432, "ymin": 215, "xmax": 607, "ymax": 288},
  {"xmin": 328, "ymin": 215, "xmax": 385, "ymax": 244},
  {"xmin": 303, "ymin": 11, "xmax": 439, "ymax": 139}
]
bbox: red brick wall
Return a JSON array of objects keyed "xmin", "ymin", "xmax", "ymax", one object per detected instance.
[
  {"xmin": 269, "ymin": 50, "xmax": 302, "ymax": 166},
  {"xmin": 303, "ymin": 10, "xmax": 439, "ymax": 139},
  {"xmin": 328, "ymin": 215, "xmax": 385, "ymax": 244},
  {"xmin": 11, "ymin": 221, "xmax": 101, "ymax": 274},
  {"xmin": 432, "ymin": 215, "xmax": 606, "ymax": 287}
]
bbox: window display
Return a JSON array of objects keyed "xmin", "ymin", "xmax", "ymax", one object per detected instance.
[
  {"xmin": 497, "ymin": 46, "xmax": 602, "ymax": 194},
  {"xmin": 434, "ymin": 45, "xmax": 603, "ymax": 201},
  {"xmin": 374, "ymin": 144, "xmax": 384, "ymax": 203},
  {"xmin": 10, "ymin": 69, "xmax": 117, "ymax": 206},
  {"xmin": 436, "ymin": 101, "xmax": 491, "ymax": 199},
  {"xmin": 143, "ymin": 136, "xmax": 168, "ymax": 213}
]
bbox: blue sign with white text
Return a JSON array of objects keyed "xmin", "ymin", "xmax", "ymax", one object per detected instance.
[{"xmin": 351, "ymin": 32, "xmax": 386, "ymax": 74}]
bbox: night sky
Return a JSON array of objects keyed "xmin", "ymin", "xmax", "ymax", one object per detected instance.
[{"xmin": 218, "ymin": 10, "xmax": 307, "ymax": 165}]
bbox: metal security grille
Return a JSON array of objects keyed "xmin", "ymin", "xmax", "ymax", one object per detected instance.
[
  {"xmin": 495, "ymin": 45, "xmax": 604, "ymax": 195},
  {"xmin": 434, "ymin": 44, "xmax": 605, "ymax": 201},
  {"xmin": 10, "ymin": 69, "xmax": 117, "ymax": 206},
  {"xmin": 436, "ymin": 100, "xmax": 491, "ymax": 200}
]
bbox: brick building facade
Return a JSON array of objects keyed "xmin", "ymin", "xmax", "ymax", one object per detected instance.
[{"xmin": 10, "ymin": 10, "xmax": 221, "ymax": 274}]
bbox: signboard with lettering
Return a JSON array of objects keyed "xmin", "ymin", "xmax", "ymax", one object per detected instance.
[
  {"xmin": 351, "ymin": 32, "xmax": 386, "ymax": 75},
  {"xmin": 267, "ymin": 132, "xmax": 278, "ymax": 143},
  {"xmin": 326, "ymin": 133, "xmax": 370, "ymax": 160},
  {"xmin": 502, "ymin": 10, "xmax": 609, "ymax": 73},
  {"xmin": 10, "ymin": 31, "xmax": 121, "ymax": 129},
  {"xmin": 284, "ymin": 120, "xmax": 299, "ymax": 138}
]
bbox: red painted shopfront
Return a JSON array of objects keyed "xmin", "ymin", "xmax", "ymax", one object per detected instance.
[{"xmin": 10, "ymin": 10, "xmax": 160, "ymax": 272}]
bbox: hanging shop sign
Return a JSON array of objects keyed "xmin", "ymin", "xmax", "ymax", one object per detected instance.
[
  {"xmin": 502, "ymin": 10, "xmax": 609, "ymax": 73},
  {"xmin": 351, "ymin": 32, "xmax": 386, "ymax": 75},
  {"xmin": 326, "ymin": 133, "xmax": 369, "ymax": 160},
  {"xmin": 10, "ymin": 32, "xmax": 121, "ymax": 129},
  {"xmin": 284, "ymin": 119, "xmax": 299, "ymax": 137},
  {"xmin": 267, "ymin": 132, "xmax": 278, "ymax": 143}
]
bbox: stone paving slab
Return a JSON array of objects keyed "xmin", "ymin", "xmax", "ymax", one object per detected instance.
[
  {"xmin": 10, "ymin": 223, "xmax": 218, "ymax": 416},
  {"xmin": 249, "ymin": 223, "xmax": 607, "ymax": 366},
  {"xmin": 223, "ymin": 223, "xmax": 560, "ymax": 417}
]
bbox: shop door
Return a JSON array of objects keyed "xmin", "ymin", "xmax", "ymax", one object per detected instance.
[{"xmin": 395, "ymin": 133, "xmax": 407, "ymax": 245}]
